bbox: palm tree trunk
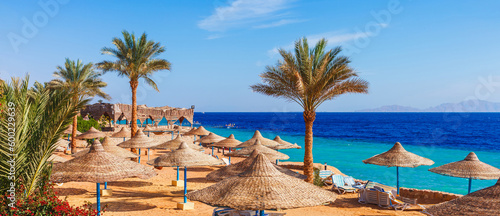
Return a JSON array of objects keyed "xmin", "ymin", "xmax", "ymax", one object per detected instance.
[
  {"xmin": 130, "ymin": 80, "xmax": 139, "ymax": 162},
  {"xmin": 70, "ymin": 115, "xmax": 78, "ymax": 154},
  {"xmin": 303, "ymin": 110, "xmax": 316, "ymax": 183}
]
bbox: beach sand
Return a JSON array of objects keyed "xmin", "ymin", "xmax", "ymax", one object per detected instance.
[{"xmin": 54, "ymin": 143, "xmax": 426, "ymax": 216}]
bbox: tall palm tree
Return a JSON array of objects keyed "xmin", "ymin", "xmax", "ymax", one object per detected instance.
[
  {"xmin": 97, "ymin": 30, "xmax": 171, "ymax": 156},
  {"xmin": 49, "ymin": 59, "xmax": 110, "ymax": 154},
  {"xmin": 251, "ymin": 38, "xmax": 369, "ymax": 183}
]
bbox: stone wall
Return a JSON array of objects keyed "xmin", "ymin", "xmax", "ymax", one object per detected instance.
[{"xmin": 399, "ymin": 187, "xmax": 462, "ymax": 204}]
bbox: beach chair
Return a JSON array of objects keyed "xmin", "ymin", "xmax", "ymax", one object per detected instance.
[
  {"xmin": 344, "ymin": 176, "xmax": 364, "ymax": 189},
  {"xmin": 331, "ymin": 175, "xmax": 357, "ymax": 194},
  {"xmin": 318, "ymin": 170, "xmax": 334, "ymax": 186}
]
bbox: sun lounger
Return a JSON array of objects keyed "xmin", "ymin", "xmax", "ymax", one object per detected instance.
[
  {"xmin": 222, "ymin": 158, "xmax": 230, "ymax": 165},
  {"xmin": 344, "ymin": 176, "xmax": 364, "ymax": 189},
  {"xmin": 331, "ymin": 174, "xmax": 357, "ymax": 194},
  {"xmin": 319, "ymin": 170, "xmax": 334, "ymax": 185}
]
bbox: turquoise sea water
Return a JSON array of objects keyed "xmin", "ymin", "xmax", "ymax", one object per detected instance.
[{"xmin": 193, "ymin": 113, "xmax": 500, "ymax": 195}]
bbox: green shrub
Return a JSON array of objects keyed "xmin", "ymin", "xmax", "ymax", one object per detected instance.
[
  {"xmin": 313, "ymin": 168, "xmax": 324, "ymax": 187},
  {"xmin": 77, "ymin": 116, "xmax": 101, "ymax": 132}
]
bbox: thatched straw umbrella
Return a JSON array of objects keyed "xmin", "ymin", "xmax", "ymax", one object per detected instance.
[
  {"xmin": 118, "ymin": 129, "xmax": 160, "ymax": 163},
  {"xmin": 272, "ymin": 136, "xmax": 301, "ymax": 150},
  {"xmin": 52, "ymin": 140, "xmax": 157, "ymax": 215},
  {"xmin": 236, "ymin": 130, "xmax": 280, "ymax": 148},
  {"xmin": 188, "ymin": 126, "xmax": 210, "ymax": 136},
  {"xmin": 151, "ymin": 135, "xmax": 203, "ymax": 151},
  {"xmin": 362, "ymin": 142, "xmax": 434, "ymax": 194},
  {"xmin": 195, "ymin": 132, "xmax": 226, "ymax": 155},
  {"xmin": 111, "ymin": 127, "xmax": 131, "ymax": 141},
  {"xmin": 425, "ymin": 178, "xmax": 500, "ymax": 215},
  {"xmin": 49, "ymin": 154, "xmax": 68, "ymax": 163},
  {"xmin": 148, "ymin": 142, "xmax": 223, "ymax": 210},
  {"xmin": 64, "ymin": 124, "xmax": 82, "ymax": 139},
  {"xmin": 429, "ymin": 152, "xmax": 500, "ymax": 194},
  {"xmin": 207, "ymin": 150, "xmax": 305, "ymax": 182},
  {"xmin": 187, "ymin": 153, "xmax": 336, "ymax": 215},
  {"xmin": 208, "ymin": 134, "xmax": 241, "ymax": 164},
  {"xmin": 226, "ymin": 140, "xmax": 289, "ymax": 161},
  {"xmin": 56, "ymin": 139, "xmax": 70, "ymax": 152},
  {"xmin": 73, "ymin": 136, "xmax": 138, "ymax": 159},
  {"xmin": 75, "ymin": 127, "xmax": 107, "ymax": 140}
]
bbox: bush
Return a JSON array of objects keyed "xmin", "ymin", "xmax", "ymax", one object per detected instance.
[
  {"xmin": 77, "ymin": 116, "xmax": 101, "ymax": 132},
  {"xmin": 0, "ymin": 182, "xmax": 103, "ymax": 216},
  {"xmin": 313, "ymin": 168, "xmax": 324, "ymax": 187}
]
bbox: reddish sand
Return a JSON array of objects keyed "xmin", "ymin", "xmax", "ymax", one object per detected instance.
[{"xmin": 54, "ymin": 144, "xmax": 426, "ymax": 216}]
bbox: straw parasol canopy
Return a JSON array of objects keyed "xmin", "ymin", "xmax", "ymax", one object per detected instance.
[
  {"xmin": 429, "ymin": 152, "xmax": 500, "ymax": 180},
  {"xmin": 117, "ymin": 129, "xmax": 160, "ymax": 149},
  {"xmin": 111, "ymin": 127, "xmax": 131, "ymax": 138},
  {"xmin": 207, "ymin": 150, "xmax": 305, "ymax": 182},
  {"xmin": 187, "ymin": 126, "xmax": 210, "ymax": 136},
  {"xmin": 56, "ymin": 139, "xmax": 70, "ymax": 148},
  {"xmin": 270, "ymin": 136, "xmax": 301, "ymax": 150},
  {"xmin": 208, "ymin": 134, "xmax": 242, "ymax": 148},
  {"xmin": 75, "ymin": 127, "xmax": 107, "ymax": 140},
  {"xmin": 73, "ymin": 136, "xmax": 139, "ymax": 159},
  {"xmin": 187, "ymin": 153, "xmax": 336, "ymax": 210},
  {"xmin": 236, "ymin": 130, "xmax": 280, "ymax": 148},
  {"xmin": 182, "ymin": 127, "xmax": 197, "ymax": 136},
  {"xmin": 144, "ymin": 125, "xmax": 156, "ymax": 132},
  {"xmin": 49, "ymin": 154, "xmax": 68, "ymax": 163},
  {"xmin": 425, "ymin": 179, "xmax": 500, "ymax": 216},
  {"xmin": 64, "ymin": 124, "xmax": 82, "ymax": 135},
  {"xmin": 51, "ymin": 140, "xmax": 157, "ymax": 183},
  {"xmin": 148, "ymin": 142, "xmax": 223, "ymax": 167},
  {"xmin": 363, "ymin": 142, "xmax": 434, "ymax": 194},
  {"xmin": 150, "ymin": 135, "xmax": 204, "ymax": 151},
  {"xmin": 194, "ymin": 132, "xmax": 226, "ymax": 144},
  {"xmin": 362, "ymin": 142, "xmax": 434, "ymax": 168},
  {"xmin": 226, "ymin": 140, "xmax": 289, "ymax": 160}
]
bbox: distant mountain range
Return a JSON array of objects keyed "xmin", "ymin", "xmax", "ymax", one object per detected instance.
[{"xmin": 356, "ymin": 100, "xmax": 500, "ymax": 112}]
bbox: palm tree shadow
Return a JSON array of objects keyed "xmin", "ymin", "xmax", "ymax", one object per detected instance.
[{"xmin": 97, "ymin": 201, "xmax": 156, "ymax": 212}]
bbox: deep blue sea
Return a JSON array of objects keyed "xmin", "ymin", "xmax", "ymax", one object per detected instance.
[{"xmin": 192, "ymin": 112, "xmax": 500, "ymax": 195}]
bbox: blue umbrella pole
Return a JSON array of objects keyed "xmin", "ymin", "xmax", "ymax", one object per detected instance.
[
  {"xmin": 138, "ymin": 149, "xmax": 141, "ymax": 163},
  {"xmin": 260, "ymin": 210, "xmax": 265, "ymax": 216},
  {"xmin": 177, "ymin": 166, "xmax": 179, "ymax": 181},
  {"xmin": 229, "ymin": 148, "xmax": 231, "ymax": 164},
  {"xmin": 104, "ymin": 182, "xmax": 107, "ymax": 189},
  {"xmin": 468, "ymin": 178, "xmax": 472, "ymax": 194},
  {"xmin": 396, "ymin": 166, "xmax": 400, "ymax": 194},
  {"xmin": 184, "ymin": 166, "xmax": 187, "ymax": 203},
  {"xmin": 67, "ymin": 134, "xmax": 70, "ymax": 141},
  {"xmin": 123, "ymin": 137, "xmax": 125, "ymax": 142},
  {"xmin": 276, "ymin": 159, "xmax": 279, "ymax": 165},
  {"xmin": 96, "ymin": 183, "xmax": 101, "ymax": 215},
  {"xmin": 212, "ymin": 147, "xmax": 214, "ymax": 155}
]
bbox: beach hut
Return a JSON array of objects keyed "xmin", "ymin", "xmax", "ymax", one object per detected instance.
[
  {"xmin": 187, "ymin": 153, "xmax": 336, "ymax": 215},
  {"xmin": 195, "ymin": 132, "xmax": 226, "ymax": 155},
  {"xmin": 207, "ymin": 149, "xmax": 305, "ymax": 182},
  {"xmin": 51, "ymin": 140, "xmax": 157, "ymax": 215},
  {"xmin": 429, "ymin": 152, "xmax": 500, "ymax": 194},
  {"xmin": 117, "ymin": 129, "xmax": 160, "ymax": 163},
  {"xmin": 425, "ymin": 178, "xmax": 500, "ymax": 215},
  {"xmin": 148, "ymin": 142, "xmax": 223, "ymax": 210},
  {"xmin": 73, "ymin": 136, "xmax": 138, "ymax": 159},
  {"xmin": 75, "ymin": 127, "xmax": 107, "ymax": 140},
  {"xmin": 111, "ymin": 127, "xmax": 131, "ymax": 141},
  {"xmin": 226, "ymin": 140, "xmax": 289, "ymax": 161},
  {"xmin": 208, "ymin": 134, "xmax": 241, "ymax": 164},
  {"xmin": 362, "ymin": 142, "xmax": 434, "ymax": 194},
  {"xmin": 236, "ymin": 130, "xmax": 280, "ymax": 148}
]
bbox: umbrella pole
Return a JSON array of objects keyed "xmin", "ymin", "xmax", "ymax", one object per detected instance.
[
  {"xmin": 104, "ymin": 182, "xmax": 107, "ymax": 189},
  {"xmin": 138, "ymin": 149, "xmax": 141, "ymax": 163},
  {"xmin": 260, "ymin": 210, "xmax": 265, "ymax": 216},
  {"xmin": 212, "ymin": 147, "xmax": 214, "ymax": 155},
  {"xmin": 123, "ymin": 137, "xmax": 125, "ymax": 142},
  {"xmin": 184, "ymin": 166, "xmax": 187, "ymax": 203},
  {"xmin": 396, "ymin": 166, "xmax": 400, "ymax": 195},
  {"xmin": 67, "ymin": 134, "xmax": 70, "ymax": 141},
  {"xmin": 177, "ymin": 166, "xmax": 179, "ymax": 181},
  {"xmin": 468, "ymin": 178, "xmax": 472, "ymax": 194},
  {"xmin": 148, "ymin": 148, "xmax": 150, "ymax": 160},
  {"xmin": 229, "ymin": 148, "xmax": 231, "ymax": 164},
  {"xmin": 96, "ymin": 183, "xmax": 101, "ymax": 215}
]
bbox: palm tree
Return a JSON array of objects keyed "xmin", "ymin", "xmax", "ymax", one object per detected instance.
[
  {"xmin": 49, "ymin": 59, "xmax": 110, "ymax": 154},
  {"xmin": 97, "ymin": 30, "xmax": 171, "ymax": 145},
  {"xmin": 251, "ymin": 38, "xmax": 369, "ymax": 183}
]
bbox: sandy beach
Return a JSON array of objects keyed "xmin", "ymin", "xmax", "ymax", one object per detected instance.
[{"xmin": 54, "ymin": 141, "xmax": 426, "ymax": 216}]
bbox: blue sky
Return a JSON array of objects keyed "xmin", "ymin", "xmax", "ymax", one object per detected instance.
[{"xmin": 1, "ymin": 0, "xmax": 500, "ymax": 112}]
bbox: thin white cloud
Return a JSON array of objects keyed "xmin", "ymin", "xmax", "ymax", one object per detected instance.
[
  {"xmin": 198, "ymin": 0, "xmax": 295, "ymax": 32},
  {"xmin": 253, "ymin": 19, "xmax": 305, "ymax": 29},
  {"xmin": 206, "ymin": 34, "xmax": 224, "ymax": 40}
]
